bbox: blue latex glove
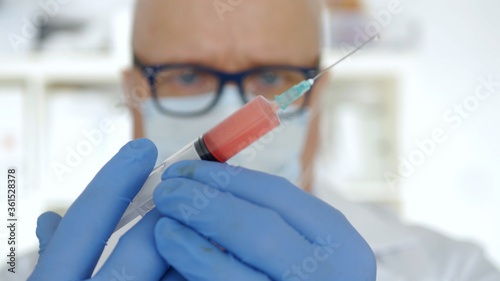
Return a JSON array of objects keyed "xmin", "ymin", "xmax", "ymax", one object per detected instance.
[
  {"xmin": 29, "ymin": 139, "xmax": 185, "ymax": 281},
  {"xmin": 154, "ymin": 160, "xmax": 376, "ymax": 281}
]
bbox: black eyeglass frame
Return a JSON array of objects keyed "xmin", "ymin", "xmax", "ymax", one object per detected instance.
[{"xmin": 133, "ymin": 54, "xmax": 320, "ymax": 117}]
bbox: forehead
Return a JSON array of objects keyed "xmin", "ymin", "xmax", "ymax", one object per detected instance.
[{"xmin": 133, "ymin": 0, "xmax": 321, "ymax": 70}]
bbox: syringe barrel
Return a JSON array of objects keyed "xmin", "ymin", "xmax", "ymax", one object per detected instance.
[{"xmin": 204, "ymin": 95, "xmax": 281, "ymax": 162}]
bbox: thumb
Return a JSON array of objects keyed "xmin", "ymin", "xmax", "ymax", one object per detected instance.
[{"xmin": 36, "ymin": 211, "xmax": 62, "ymax": 255}]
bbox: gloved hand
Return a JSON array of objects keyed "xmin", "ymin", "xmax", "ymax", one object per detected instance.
[
  {"xmin": 29, "ymin": 139, "xmax": 185, "ymax": 281},
  {"xmin": 154, "ymin": 160, "xmax": 376, "ymax": 281}
]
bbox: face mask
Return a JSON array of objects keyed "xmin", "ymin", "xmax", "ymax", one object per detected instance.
[{"xmin": 140, "ymin": 86, "xmax": 310, "ymax": 185}]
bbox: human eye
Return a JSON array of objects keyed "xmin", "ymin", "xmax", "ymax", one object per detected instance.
[
  {"xmin": 255, "ymin": 71, "xmax": 285, "ymax": 88},
  {"xmin": 175, "ymin": 70, "xmax": 204, "ymax": 86}
]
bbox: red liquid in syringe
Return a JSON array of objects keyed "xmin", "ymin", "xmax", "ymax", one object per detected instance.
[{"xmin": 202, "ymin": 96, "xmax": 281, "ymax": 162}]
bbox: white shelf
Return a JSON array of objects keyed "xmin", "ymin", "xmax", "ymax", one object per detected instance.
[
  {"xmin": 0, "ymin": 50, "xmax": 414, "ymax": 83},
  {"xmin": 0, "ymin": 54, "xmax": 123, "ymax": 84}
]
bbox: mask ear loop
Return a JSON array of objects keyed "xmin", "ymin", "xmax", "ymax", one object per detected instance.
[
  {"xmin": 299, "ymin": 65, "xmax": 332, "ymax": 192},
  {"xmin": 296, "ymin": 77, "xmax": 324, "ymax": 192}
]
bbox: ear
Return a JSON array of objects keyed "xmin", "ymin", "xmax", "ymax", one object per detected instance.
[{"xmin": 122, "ymin": 69, "xmax": 145, "ymax": 139}]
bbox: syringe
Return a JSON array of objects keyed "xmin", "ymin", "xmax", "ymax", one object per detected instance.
[
  {"xmin": 94, "ymin": 33, "xmax": 379, "ymax": 273},
  {"xmin": 94, "ymin": 96, "xmax": 283, "ymax": 274}
]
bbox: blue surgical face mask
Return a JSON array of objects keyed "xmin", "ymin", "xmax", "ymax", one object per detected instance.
[{"xmin": 140, "ymin": 86, "xmax": 310, "ymax": 185}]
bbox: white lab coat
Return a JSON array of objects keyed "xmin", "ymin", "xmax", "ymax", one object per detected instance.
[
  {"xmin": 313, "ymin": 181, "xmax": 500, "ymax": 281},
  {"xmin": 4, "ymin": 184, "xmax": 500, "ymax": 280}
]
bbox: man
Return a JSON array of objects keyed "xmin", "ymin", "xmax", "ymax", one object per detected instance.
[{"xmin": 25, "ymin": 0, "xmax": 500, "ymax": 280}]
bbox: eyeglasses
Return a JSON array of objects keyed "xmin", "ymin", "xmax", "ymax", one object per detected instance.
[{"xmin": 133, "ymin": 54, "xmax": 319, "ymax": 117}]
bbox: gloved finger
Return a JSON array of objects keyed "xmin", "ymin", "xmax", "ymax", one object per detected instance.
[
  {"xmin": 155, "ymin": 217, "xmax": 271, "ymax": 281},
  {"xmin": 154, "ymin": 178, "xmax": 317, "ymax": 281},
  {"xmin": 162, "ymin": 160, "xmax": 357, "ymax": 243},
  {"xmin": 30, "ymin": 139, "xmax": 157, "ymax": 281},
  {"xmin": 93, "ymin": 209, "xmax": 169, "ymax": 280},
  {"xmin": 160, "ymin": 267, "xmax": 188, "ymax": 281},
  {"xmin": 36, "ymin": 211, "xmax": 62, "ymax": 255},
  {"xmin": 37, "ymin": 209, "xmax": 179, "ymax": 281}
]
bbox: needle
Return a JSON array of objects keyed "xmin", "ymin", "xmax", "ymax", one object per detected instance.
[{"xmin": 312, "ymin": 33, "xmax": 380, "ymax": 81}]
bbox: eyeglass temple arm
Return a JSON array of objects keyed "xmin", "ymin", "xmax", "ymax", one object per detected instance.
[{"xmin": 133, "ymin": 53, "xmax": 145, "ymax": 68}]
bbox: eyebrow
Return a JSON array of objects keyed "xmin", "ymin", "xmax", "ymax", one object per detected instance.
[{"xmin": 133, "ymin": 52, "xmax": 321, "ymax": 70}]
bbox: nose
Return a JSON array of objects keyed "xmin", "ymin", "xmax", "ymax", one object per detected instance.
[{"xmin": 218, "ymin": 84, "xmax": 247, "ymax": 105}]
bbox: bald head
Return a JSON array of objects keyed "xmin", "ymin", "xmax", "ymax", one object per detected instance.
[{"xmin": 132, "ymin": 0, "xmax": 323, "ymax": 71}]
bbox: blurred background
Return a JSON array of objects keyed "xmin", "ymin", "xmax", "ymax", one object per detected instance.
[{"xmin": 0, "ymin": 0, "xmax": 499, "ymax": 270}]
